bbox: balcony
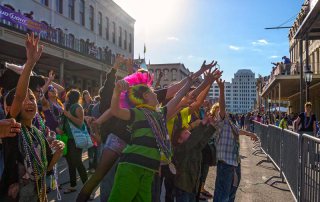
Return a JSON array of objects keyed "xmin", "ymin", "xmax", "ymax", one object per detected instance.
[{"xmin": 0, "ymin": 5, "xmax": 115, "ymax": 65}]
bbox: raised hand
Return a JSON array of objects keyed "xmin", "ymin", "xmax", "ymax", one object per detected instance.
[
  {"xmin": 25, "ymin": 33, "xmax": 43, "ymax": 65},
  {"xmin": 200, "ymin": 60, "xmax": 217, "ymax": 72},
  {"xmin": 113, "ymin": 55, "xmax": 125, "ymax": 70},
  {"xmin": 0, "ymin": 118, "xmax": 21, "ymax": 138},
  {"xmin": 115, "ymin": 80, "xmax": 129, "ymax": 93},
  {"xmin": 216, "ymin": 78, "xmax": 225, "ymax": 90},
  {"xmin": 125, "ymin": 58, "xmax": 134, "ymax": 74}
]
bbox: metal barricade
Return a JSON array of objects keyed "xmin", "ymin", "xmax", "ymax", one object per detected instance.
[
  {"xmin": 300, "ymin": 134, "xmax": 320, "ymax": 202},
  {"xmin": 260, "ymin": 123, "xmax": 269, "ymax": 154},
  {"xmin": 267, "ymin": 125, "xmax": 282, "ymax": 170},
  {"xmin": 281, "ymin": 129, "xmax": 300, "ymax": 201}
]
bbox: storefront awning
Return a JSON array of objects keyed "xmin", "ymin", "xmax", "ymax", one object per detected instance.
[{"xmin": 295, "ymin": 1, "xmax": 320, "ymax": 40}]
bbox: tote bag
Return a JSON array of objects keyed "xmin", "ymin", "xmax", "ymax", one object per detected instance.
[{"xmin": 68, "ymin": 120, "xmax": 93, "ymax": 149}]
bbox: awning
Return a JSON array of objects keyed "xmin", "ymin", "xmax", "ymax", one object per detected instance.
[
  {"xmin": 295, "ymin": 1, "xmax": 320, "ymax": 40},
  {"xmin": 261, "ymin": 74, "xmax": 320, "ymax": 100}
]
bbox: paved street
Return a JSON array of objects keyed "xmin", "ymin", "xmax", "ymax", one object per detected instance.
[{"xmin": 48, "ymin": 136, "xmax": 294, "ymax": 202}]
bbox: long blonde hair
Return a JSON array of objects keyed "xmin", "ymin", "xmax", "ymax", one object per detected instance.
[{"xmin": 210, "ymin": 102, "xmax": 220, "ymax": 116}]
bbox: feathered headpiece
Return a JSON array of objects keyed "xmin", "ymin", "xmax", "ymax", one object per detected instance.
[{"xmin": 120, "ymin": 69, "xmax": 154, "ymax": 108}]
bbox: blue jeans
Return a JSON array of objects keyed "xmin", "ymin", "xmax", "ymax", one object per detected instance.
[
  {"xmin": 175, "ymin": 188, "xmax": 196, "ymax": 202},
  {"xmin": 213, "ymin": 162, "xmax": 241, "ymax": 202}
]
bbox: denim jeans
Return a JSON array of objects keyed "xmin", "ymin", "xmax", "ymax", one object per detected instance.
[
  {"xmin": 213, "ymin": 161, "xmax": 241, "ymax": 202},
  {"xmin": 175, "ymin": 187, "xmax": 196, "ymax": 202}
]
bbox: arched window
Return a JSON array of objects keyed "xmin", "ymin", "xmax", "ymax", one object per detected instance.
[
  {"xmin": 68, "ymin": 33, "xmax": 74, "ymax": 49},
  {"xmin": 164, "ymin": 69, "xmax": 169, "ymax": 81},
  {"xmin": 56, "ymin": 0, "xmax": 63, "ymax": 14},
  {"xmin": 68, "ymin": 0, "xmax": 75, "ymax": 20},
  {"xmin": 79, "ymin": 0, "xmax": 85, "ymax": 26},
  {"xmin": 98, "ymin": 12, "xmax": 102, "ymax": 36},
  {"xmin": 172, "ymin": 69, "xmax": 177, "ymax": 81},
  {"xmin": 89, "ymin": 6, "xmax": 94, "ymax": 31}
]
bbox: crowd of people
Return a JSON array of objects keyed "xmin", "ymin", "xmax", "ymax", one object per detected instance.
[{"xmin": 0, "ymin": 33, "xmax": 261, "ymax": 202}]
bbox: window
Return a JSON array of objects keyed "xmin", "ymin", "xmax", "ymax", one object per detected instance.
[
  {"xmin": 172, "ymin": 69, "xmax": 177, "ymax": 81},
  {"xmin": 112, "ymin": 22, "xmax": 116, "ymax": 44},
  {"xmin": 68, "ymin": 33, "xmax": 74, "ymax": 48},
  {"xmin": 56, "ymin": 0, "xmax": 63, "ymax": 14},
  {"xmin": 129, "ymin": 33, "xmax": 132, "ymax": 52},
  {"xmin": 68, "ymin": 0, "xmax": 75, "ymax": 20},
  {"xmin": 41, "ymin": 0, "xmax": 49, "ymax": 6},
  {"xmin": 79, "ymin": 0, "xmax": 85, "ymax": 26},
  {"xmin": 124, "ymin": 30, "xmax": 127, "ymax": 50},
  {"xmin": 98, "ymin": 12, "xmax": 102, "ymax": 36},
  {"xmin": 105, "ymin": 17, "xmax": 109, "ymax": 40},
  {"xmin": 89, "ymin": 6, "xmax": 94, "ymax": 31},
  {"xmin": 119, "ymin": 26, "xmax": 122, "ymax": 47},
  {"xmin": 164, "ymin": 69, "xmax": 169, "ymax": 81}
]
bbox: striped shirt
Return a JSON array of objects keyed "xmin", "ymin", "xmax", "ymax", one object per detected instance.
[
  {"xmin": 215, "ymin": 116, "xmax": 240, "ymax": 167},
  {"xmin": 120, "ymin": 107, "xmax": 167, "ymax": 172}
]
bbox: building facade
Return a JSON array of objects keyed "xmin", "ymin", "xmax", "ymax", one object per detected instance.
[
  {"xmin": 209, "ymin": 69, "xmax": 257, "ymax": 114},
  {"xmin": 261, "ymin": 0, "xmax": 320, "ymax": 119},
  {"xmin": 0, "ymin": 0, "xmax": 134, "ymax": 94},
  {"xmin": 147, "ymin": 63, "xmax": 190, "ymax": 88}
]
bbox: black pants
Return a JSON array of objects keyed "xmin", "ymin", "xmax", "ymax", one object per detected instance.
[
  {"xmin": 65, "ymin": 139, "xmax": 88, "ymax": 187},
  {"xmin": 88, "ymin": 146, "xmax": 98, "ymax": 170},
  {"xmin": 161, "ymin": 165, "xmax": 175, "ymax": 202}
]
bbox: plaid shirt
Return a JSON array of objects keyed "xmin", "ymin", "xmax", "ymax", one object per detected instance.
[{"xmin": 215, "ymin": 116, "xmax": 240, "ymax": 167}]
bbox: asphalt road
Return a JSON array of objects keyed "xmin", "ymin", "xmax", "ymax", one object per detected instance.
[{"xmin": 48, "ymin": 136, "xmax": 294, "ymax": 202}]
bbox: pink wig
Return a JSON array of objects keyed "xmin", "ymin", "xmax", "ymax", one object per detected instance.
[{"xmin": 120, "ymin": 69, "xmax": 154, "ymax": 108}]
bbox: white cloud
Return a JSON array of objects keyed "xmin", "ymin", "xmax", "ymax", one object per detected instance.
[
  {"xmin": 270, "ymin": 55, "xmax": 279, "ymax": 59},
  {"xmin": 188, "ymin": 55, "xmax": 194, "ymax": 59},
  {"xmin": 252, "ymin": 39, "xmax": 269, "ymax": 46},
  {"xmin": 229, "ymin": 45, "xmax": 241, "ymax": 51},
  {"xmin": 167, "ymin": 36, "xmax": 179, "ymax": 41}
]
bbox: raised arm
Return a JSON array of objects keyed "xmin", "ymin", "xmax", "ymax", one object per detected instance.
[
  {"xmin": 165, "ymin": 60, "xmax": 216, "ymax": 99},
  {"xmin": 99, "ymin": 55, "xmax": 123, "ymax": 114},
  {"xmin": 216, "ymin": 77, "xmax": 226, "ymax": 119},
  {"xmin": 10, "ymin": 33, "xmax": 43, "ymax": 118},
  {"xmin": 166, "ymin": 76, "xmax": 193, "ymax": 119},
  {"xmin": 110, "ymin": 80, "xmax": 131, "ymax": 120},
  {"xmin": 189, "ymin": 85, "xmax": 211, "ymax": 115},
  {"xmin": 95, "ymin": 109, "xmax": 112, "ymax": 125}
]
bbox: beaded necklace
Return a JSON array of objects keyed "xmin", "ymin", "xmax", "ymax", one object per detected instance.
[
  {"xmin": 21, "ymin": 125, "xmax": 48, "ymax": 202},
  {"xmin": 33, "ymin": 113, "xmax": 46, "ymax": 135},
  {"xmin": 304, "ymin": 112, "xmax": 313, "ymax": 129},
  {"xmin": 138, "ymin": 107, "xmax": 176, "ymax": 173}
]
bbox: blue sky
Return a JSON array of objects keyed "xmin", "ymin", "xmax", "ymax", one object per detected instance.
[{"xmin": 114, "ymin": 0, "xmax": 304, "ymax": 82}]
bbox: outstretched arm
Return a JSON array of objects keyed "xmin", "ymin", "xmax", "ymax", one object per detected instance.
[
  {"xmin": 216, "ymin": 77, "xmax": 226, "ymax": 119},
  {"xmin": 166, "ymin": 76, "xmax": 193, "ymax": 120},
  {"xmin": 165, "ymin": 60, "xmax": 216, "ymax": 99},
  {"xmin": 10, "ymin": 33, "xmax": 43, "ymax": 118}
]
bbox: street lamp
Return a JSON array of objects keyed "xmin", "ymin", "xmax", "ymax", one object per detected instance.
[
  {"xmin": 304, "ymin": 69, "xmax": 313, "ymax": 101},
  {"xmin": 268, "ymin": 99, "xmax": 271, "ymax": 113}
]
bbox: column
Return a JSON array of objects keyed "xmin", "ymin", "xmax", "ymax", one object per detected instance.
[
  {"xmin": 100, "ymin": 71, "xmax": 103, "ymax": 87},
  {"xmin": 59, "ymin": 61, "xmax": 64, "ymax": 84}
]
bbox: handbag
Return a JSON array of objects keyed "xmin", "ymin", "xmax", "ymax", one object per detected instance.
[{"xmin": 68, "ymin": 120, "xmax": 93, "ymax": 149}]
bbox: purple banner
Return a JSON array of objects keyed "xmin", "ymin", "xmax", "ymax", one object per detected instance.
[{"xmin": 0, "ymin": 5, "xmax": 50, "ymax": 33}]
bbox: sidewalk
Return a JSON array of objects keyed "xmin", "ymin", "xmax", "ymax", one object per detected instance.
[{"xmin": 202, "ymin": 136, "xmax": 294, "ymax": 202}]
